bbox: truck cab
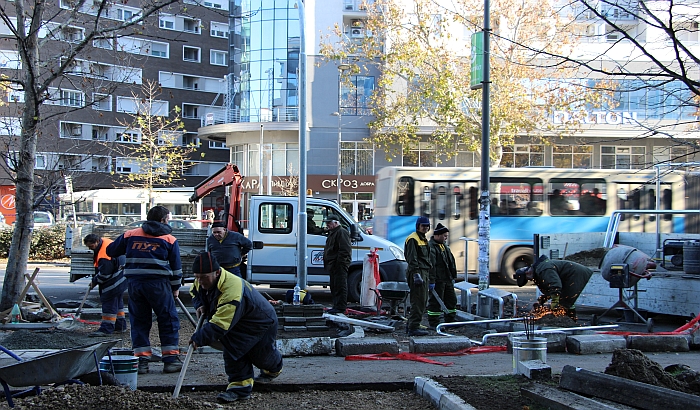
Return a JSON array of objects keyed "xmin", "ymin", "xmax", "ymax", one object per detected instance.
[{"xmin": 246, "ymin": 196, "xmax": 408, "ymax": 302}]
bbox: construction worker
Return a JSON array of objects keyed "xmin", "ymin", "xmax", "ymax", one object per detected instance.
[
  {"xmin": 323, "ymin": 214, "xmax": 352, "ymax": 314},
  {"xmin": 83, "ymin": 234, "xmax": 127, "ymax": 337},
  {"xmin": 515, "ymin": 255, "xmax": 593, "ymax": 320},
  {"xmin": 107, "ymin": 205, "xmax": 183, "ymax": 375},
  {"xmin": 426, "ymin": 223, "xmax": 458, "ymax": 330},
  {"xmin": 207, "ymin": 222, "xmax": 253, "ymax": 278},
  {"xmin": 404, "ymin": 216, "xmax": 432, "ymax": 336},
  {"xmin": 189, "ymin": 252, "xmax": 283, "ymax": 403}
]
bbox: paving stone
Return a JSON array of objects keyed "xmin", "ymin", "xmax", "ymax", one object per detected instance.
[
  {"xmin": 334, "ymin": 337, "xmax": 399, "ymax": 356},
  {"xmin": 626, "ymin": 335, "xmax": 689, "ymax": 352},
  {"xmin": 516, "ymin": 360, "xmax": 552, "ymax": 380},
  {"xmin": 566, "ymin": 334, "xmax": 626, "ymax": 355},
  {"xmin": 409, "ymin": 337, "xmax": 472, "ymax": 353},
  {"xmin": 276, "ymin": 337, "xmax": 332, "ymax": 357}
]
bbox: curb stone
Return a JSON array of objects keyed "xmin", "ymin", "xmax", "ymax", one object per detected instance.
[{"xmin": 414, "ymin": 377, "xmax": 477, "ymax": 410}]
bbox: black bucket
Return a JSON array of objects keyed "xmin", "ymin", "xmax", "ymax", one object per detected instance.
[{"xmin": 683, "ymin": 240, "xmax": 700, "ymax": 275}]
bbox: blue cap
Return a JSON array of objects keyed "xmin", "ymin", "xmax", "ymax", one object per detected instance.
[{"xmin": 416, "ymin": 216, "xmax": 430, "ymax": 230}]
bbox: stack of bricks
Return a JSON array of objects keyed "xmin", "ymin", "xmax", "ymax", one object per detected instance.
[{"xmin": 277, "ymin": 305, "xmax": 328, "ymax": 332}]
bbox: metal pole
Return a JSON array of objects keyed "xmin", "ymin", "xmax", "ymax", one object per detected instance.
[
  {"xmin": 296, "ymin": 0, "xmax": 308, "ymax": 290},
  {"xmin": 259, "ymin": 124, "xmax": 263, "ymax": 195},
  {"xmin": 478, "ymin": 0, "xmax": 491, "ymax": 291},
  {"xmin": 337, "ymin": 112, "xmax": 342, "ymax": 204}
]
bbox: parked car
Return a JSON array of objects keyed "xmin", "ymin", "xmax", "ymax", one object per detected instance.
[
  {"xmin": 65, "ymin": 212, "xmax": 105, "ymax": 225},
  {"xmin": 33, "ymin": 211, "xmax": 55, "ymax": 227},
  {"xmin": 127, "ymin": 219, "xmax": 199, "ymax": 229},
  {"xmin": 358, "ymin": 219, "xmax": 373, "ymax": 235}
]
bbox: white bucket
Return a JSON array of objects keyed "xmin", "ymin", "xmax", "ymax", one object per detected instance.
[
  {"xmin": 512, "ymin": 336, "xmax": 547, "ymax": 374},
  {"xmin": 100, "ymin": 355, "xmax": 138, "ymax": 390}
]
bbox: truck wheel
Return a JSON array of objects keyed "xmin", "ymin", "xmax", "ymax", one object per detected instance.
[
  {"xmin": 500, "ymin": 247, "xmax": 533, "ymax": 285},
  {"xmin": 347, "ymin": 269, "xmax": 362, "ymax": 303}
]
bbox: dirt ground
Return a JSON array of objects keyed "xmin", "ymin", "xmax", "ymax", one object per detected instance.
[{"xmin": 564, "ymin": 247, "xmax": 608, "ymax": 267}]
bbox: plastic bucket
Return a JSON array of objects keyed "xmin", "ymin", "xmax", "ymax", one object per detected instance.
[
  {"xmin": 683, "ymin": 240, "xmax": 700, "ymax": 275},
  {"xmin": 99, "ymin": 355, "xmax": 138, "ymax": 390},
  {"xmin": 512, "ymin": 337, "xmax": 547, "ymax": 375}
]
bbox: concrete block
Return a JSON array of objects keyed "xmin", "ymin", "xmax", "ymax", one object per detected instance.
[
  {"xmin": 276, "ymin": 337, "xmax": 332, "ymax": 357},
  {"xmin": 626, "ymin": 335, "xmax": 689, "ymax": 352},
  {"xmin": 689, "ymin": 330, "xmax": 700, "ymax": 348},
  {"xmin": 334, "ymin": 337, "xmax": 399, "ymax": 357},
  {"xmin": 414, "ymin": 377, "xmax": 477, "ymax": 410},
  {"xmin": 566, "ymin": 334, "xmax": 627, "ymax": 355},
  {"xmin": 517, "ymin": 360, "xmax": 552, "ymax": 380},
  {"xmin": 409, "ymin": 337, "xmax": 472, "ymax": 353}
]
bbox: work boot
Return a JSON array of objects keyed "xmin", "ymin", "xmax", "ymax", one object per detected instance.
[
  {"xmin": 88, "ymin": 330, "xmax": 109, "ymax": 338},
  {"xmin": 137, "ymin": 359, "xmax": 149, "ymax": 375},
  {"xmin": 407, "ymin": 329, "xmax": 429, "ymax": 336},
  {"xmin": 163, "ymin": 358, "xmax": 183, "ymax": 373},
  {"xmin": 254, "ymin": 371, "xmax": 280, "ymax": 384},
  {"xmin": 217, "ymin": 390, "xmax": 251, "ymax": 403}
]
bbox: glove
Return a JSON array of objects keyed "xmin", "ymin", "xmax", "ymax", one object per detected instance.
[
  {"xmin": 412, "ymin": 273, "xmax": 424, "ymax": 286},
  {"xmin": 550, "ymin": 295, "xmax": 560, "ymax": 309},
  {"xmin": 429, "ymin": 283, "xmax": 435, "ymax": 291},
  {"xmin": 537, "ymin": 295, "xmax": 549, "ymax": 306}
]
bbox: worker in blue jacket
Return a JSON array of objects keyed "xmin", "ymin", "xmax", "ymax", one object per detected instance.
[
  {"xmin": 207, "ymin": 222, "xmax": 253, "ymax": 278},
  {"xmin": 190, "ymin": 252, "xmax": 283, "ymax": 403},
  {"xmin": 107, "ymin": 205, "xmax": 183, "ymax": 375}
]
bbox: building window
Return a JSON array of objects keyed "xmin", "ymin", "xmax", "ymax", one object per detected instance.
[
  {"xmin": 183, "ymin": 46, "xmax": 201, "ymax": 62},
  {"xmin": 339, "ymin": 76, "xmax": 375, "ymax": 116},
  {"xmin": 231, "ymin": 145, "xmax": 244, "ymax": 169},
  {"xmin": 60, "ymin": 90, "xmax": 84, "ymax": 107},
  {"xmin": 182, "ymin": 104, "xmax": 199, "ymax": 119},
  {"xmin": 115, "ymin": 129, "xmax": 141, "ymax": 144},
  {"xmin": 341, "ymin": 141, "xmax": 374, "ymax": 175},
  {"xmin": 653, "ymin": 145, "xmax": 689, "ymax": 164},
  {"xmin": 210, "ymin": 50, "xmax": 227, "ymax": 66},
  {"xmin": 92, "ymin": 93, "xmax": 112, "ymax": 111},
  {"xmin": 183, "ymin": 18, "xmax": 200, "ymax": 34},
  {"xmin": 209, "ymin": 141, "xmax": 227, "ymax": 149},
  {"xmin": 159, "ymin": 16, "xmax": 175, "ymax": 30},
  {"xmin": 552, "ymin": 145, "xmax": 593, "ymax": 168},
  {"xmin": 182, "ymin": 132, "xmax": 200, "ymax": 147},
  {"xmin": 454, "ymin": 145, "xmax": 480, "ymax": 167},
  {"xmin": 403, "ymin": 142, "xmax": 436, "ymax": 167},
  {"xmin": 601, "ymin": 146, "xmax": 646, "ymax": 169},
  {"xmin": 501, "ymin": 144, "xmax": 545, "ymax": 168},
  {"xmin": 210, "ymin": 22, "xmax": 228, "ymax": 38},
  {"xmin": 60, "ymin": 122, "xmax": 82, "ymax": 139}
]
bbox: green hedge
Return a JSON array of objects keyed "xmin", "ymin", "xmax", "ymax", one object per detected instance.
[{"xmin": 0, "ymin": 225, "xmax": 66, "ymax": 260}]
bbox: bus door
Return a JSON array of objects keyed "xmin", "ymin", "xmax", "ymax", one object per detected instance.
[{"xmin": 616, "ymin": 183, "xmax": 674, "ymax": 233}]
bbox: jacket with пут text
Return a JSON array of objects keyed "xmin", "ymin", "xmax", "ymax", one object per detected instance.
[
  {"xmin": 91, "ymin": 238, "xmax": 127, "ymax": 300},
  {"xmin": 207, "ymin": 231, "xmax": 253, "ymax": 269},
  {"xmin": 190, "ymin": 269, "xmax": 278, "ymax": 358},
  {"xmin": 532, "ymin": 259, "xmax": 593, "ymax": 308},
  {"xmin": 106, "ymin": 221, "xmax": 182, "ymax": 291},
  {"xmin": 323, "ymin": 225, "xmax": 351, "ymax": 272},
  {"xmin": 404, "ymin": 232, "xmax": 431, "ymax": 274},
  {"xmin": 428, "ymin": 238, "xmax": 457, "ymax": 284}
]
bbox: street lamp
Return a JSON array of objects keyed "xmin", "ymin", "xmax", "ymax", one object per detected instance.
[{"xmin": 331, "ymin": 112, "xmax": 342, "ymax": 204}]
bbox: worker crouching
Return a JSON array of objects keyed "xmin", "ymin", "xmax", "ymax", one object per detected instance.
[
  {"xmin": 515, "ymin": 255, "xmax": 593, "ymax": 321},
  {"xmin": 189, "ymin": 252, "xmax": 283, "ymax": 403}
]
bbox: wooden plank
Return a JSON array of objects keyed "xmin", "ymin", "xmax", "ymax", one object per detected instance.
[
  {"xmin": 559, "ymin": 365, "xmax": 700, "ymax": 410},
  {"xmin": 520, "ymin": 384, "xmax": 629, "ymax": 410},
  {"xmin": 24, "ymin": 272, "xmax": 60, "ymax": 318},
  {"xmin": 1, "ymin": 268, "xmax": 40, "ymax": 323}
]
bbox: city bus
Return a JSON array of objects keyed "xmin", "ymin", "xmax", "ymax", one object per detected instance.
[{"xmin": 373, "ymin": 166, "xmax": 698, "ymax": 284}]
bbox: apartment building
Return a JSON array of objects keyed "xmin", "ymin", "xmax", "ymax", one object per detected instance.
[
  {"xmin": 196, "ymin": 0, "xmax": 698, "ymax": 222},
  {"xmin": 0, "ymin": 0, "xmax": 232, "ymax": 220}
]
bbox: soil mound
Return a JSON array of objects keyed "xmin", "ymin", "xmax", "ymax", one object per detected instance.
[
  {"xmin": 564, "ymin": 247, "xmax": 608, "ymax": 267},
  {"xmin": 604, "ymin": 349, "xmax": 692, "ymax": 393},
  {"xmin": 536, "ymin": 313, "xmax": 577, "ymax": 328}
]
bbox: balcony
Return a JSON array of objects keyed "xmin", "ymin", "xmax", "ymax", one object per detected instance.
[
  {"xmin": 343, "ymin": 0, "xmax": 374, "ymax": 12},
  {"xmin": 201, "ymin": 107, "xmax": 299, "ymax": 126}
]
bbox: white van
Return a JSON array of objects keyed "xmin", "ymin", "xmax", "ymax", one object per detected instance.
[{"xmin": 246, "ymin": 196, "xmax": 408, "ymax": 302}]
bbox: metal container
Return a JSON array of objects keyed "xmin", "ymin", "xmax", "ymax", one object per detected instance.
[
  {"xmin": 683, "ymin": 240, "xmax": 700, "ymax": 274},
  {"xmin": 512, "ymin": 336, "xmax": 547, "ymax": 375},
  {"xmin": 99, "ymin": 355, "xmax": 138, "ymax": 390},
  {"xmin": 600, "ymin": 245, "xmax": 652, "ymax": 287}
]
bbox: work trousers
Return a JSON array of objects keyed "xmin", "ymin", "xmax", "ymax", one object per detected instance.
[
  {"xmin": 426, "ymin": 280, "xmax": 457, "ymax": 328},
  {"xmin": 407, "ymin": 269, "xmax": 429, "ymax": 331},
  {"xmin": 97, "ymin": 293, "xmax": 127, "ymax": 334},
  {"xmin": 329, "ymin": 263, "xmax": 349, "ymax": 311},
  {"xmin": 128, "ymin": 279, "xmax": 180, "ymax": 363},
  {"xmin": 222, "ymin": 320, "xmax": 283, "ymax": 398}
]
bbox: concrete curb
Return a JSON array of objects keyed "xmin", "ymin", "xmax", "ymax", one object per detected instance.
[{"xmin": 414, "ymin": 377, "xmax": 477, "ymax": 410}]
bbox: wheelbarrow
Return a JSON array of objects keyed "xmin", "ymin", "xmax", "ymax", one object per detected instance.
[
  {"xmin": 0, "ymin": 340, "xmax": 119, "ymax": 407},
  {"xmin": 371, "ymin": 281, "xmax": 410, "ymax": 318}
]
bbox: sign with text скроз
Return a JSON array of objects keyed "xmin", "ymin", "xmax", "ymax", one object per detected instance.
[{"xmin": 470, "ymin": 32, "xmax": 484, "ymax": 90}]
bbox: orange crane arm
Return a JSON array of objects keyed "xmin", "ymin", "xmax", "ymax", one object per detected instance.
[{"xmin": 189, "ymin": 163, "xmax": 243, "ymax": 232}]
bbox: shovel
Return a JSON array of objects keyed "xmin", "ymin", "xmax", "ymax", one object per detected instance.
[
  {"xmin": 58, "ymin": 283, "xmax": 92, "ymax": 330},
  {"xmin": 430, "ymin": 287, "xmax": 451, "ymax": 315},
  {"xmin": 172, "ymin": 314, "xmax": 205, "ymax": 399}
]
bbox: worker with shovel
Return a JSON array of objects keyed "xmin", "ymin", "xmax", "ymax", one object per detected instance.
[
  {"xmin": 83, "ymin": 234, "xmax": 127, "ymax": 337},
  {"xmin": 189, "ymin": 252, "xmax": 283, "ymax": 404},
  {"xmin": 426, "ymin": 223, "xmax": 458, "ymax": 330}
]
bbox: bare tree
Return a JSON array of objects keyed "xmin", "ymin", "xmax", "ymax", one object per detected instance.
[
  {"xmin": 0, "ymin": 0, "xmax": 181, "ymax": 310},
  {"xmin": 109, "ymin": 79, "xmax": 197, "ymax": 207}
]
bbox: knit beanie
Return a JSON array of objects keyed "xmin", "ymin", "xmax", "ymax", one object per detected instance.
[
  {"xmin": 433, "ymin": 223, "xmax": 449, "ymax": 235},
  {"xmin": 192, "ymin": 252, "xmax": 221, "ymax": 274}
]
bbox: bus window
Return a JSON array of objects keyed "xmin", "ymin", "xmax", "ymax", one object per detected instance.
[
  {"xmin": 490, "ymin": 178, "xmax": 543, "ymax": 216},
  {"xmin": 550, "ymin": 178, "xmax": 606, "ymax": 216},
  {"xmin": 579, "ymin": 182, "xmax": 606, "ymax": 215},
  {"xmin": 396, "ymin": 176, "xmax": 414, "ymax": 216},
  {"xmin": 663, "ymin": 189, "xmax": 672, "ymax": 221},
  {"xmin": 422, "ymin": 186, "xmax": 432, "ymax": 217},
  {"xmin": 647, "ymin": 189, "xmax": 656, "ymax": 221},
  {"xmin": 437, "ymin": 186, "xmax": 447, "ymax": 220},
  {"xmin": 452, "ymin": 186, "xmax": 462, "ymax": 220}
]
